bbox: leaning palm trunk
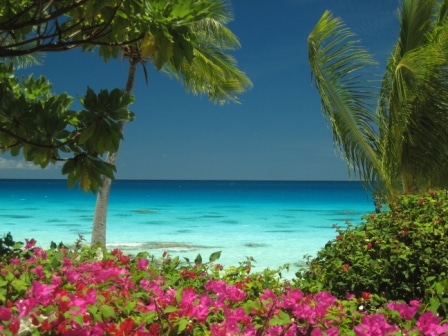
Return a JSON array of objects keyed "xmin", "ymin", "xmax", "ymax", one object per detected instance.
[{"xmin": 91, "ymin": 59, "xmax": 138, "ymax": 246}]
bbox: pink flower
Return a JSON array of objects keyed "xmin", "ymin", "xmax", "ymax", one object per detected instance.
[
  {"xmin": 346, "ymin": 292, "xmax": 356, "ymax": 300},
  {"xmin": 24, "ymin": 238, "xmax": 36, "ymax": 250},
  {"xmin": 354, "ymin": 314, "xmax": 398, "ymax": 336},
  {"xmin": 178, "ymin": 288, "xmax": 211, "ymax": 322},
  {"xmin": 205, "ymin": 280, "xmax": 247, "ymax": 303},
  {"xmin": 0, "ymin": 307, "xmax": 12, "ymax": 321},
  {"xmin": 205, "ymin": 280, "xmax": 227, "ymax": 297},
  {"xmin": 416, "ymin": 312, "xmax": 448, "ymax": 336},
  {"xmin": 67, "ymin": 289, "xmax": 97, "ymax": 315},
  {"xmin": 136, "ymin": 258, "xmax": 149, "ymax": 270},
  {"xmin": 226, "ymin": 285, "xmax": 246, "ymax": 302},
  {"xmin": 51, "ymin": 274, "xmax": 62, "ymax": 287},
  {"xmin": 16, "ymin": 299, "xmax": 35, "ymax": 317},
  {"xmin": 31, "ymin": 265, "xmax": 44, "ymax": 279},
  {"xmin": 314, "ymin": 291, "xmax": 337, "ymax": 309},
  {"xmin": 325, "ymin": 327, "xmax": 339, "ymax": 336},
  {"xmin": 31, "ymin": 281, "xmax": 55, "ymax": 305},
  {"xmin": 32, "ymin": 247, "xmax": 47, "ymax": 259},
  {"xmin": 311, "ymin": 327, "xmax": 339, "ymax": 336},
  {"xmin": 62, "ymin": 256, "xmax": 73, "ymax": 268},
  {"xmin": 193, "ymin": 296, "xmax": 213, "ymax": 322},
  {"xmin": 213, "ymin": 307, "xmax": 252, "ymax": 335},
  {"xmin": 8, "ymin": 317, "xmax": 20, "ymax": 334},
  {"xmin": 386, "ymin": 300, "xmax": 419, "ymax": 319},
  {"xmin": 261, "ymin": 289, "xmax": 278, "ymax": 301},
  {"xmin": 65, "ymin": 269, "xmax": 81, "ymax": 283},
  {"xmin": 9, "ymin": 258, "xmax": 20, "ymax": 265}
]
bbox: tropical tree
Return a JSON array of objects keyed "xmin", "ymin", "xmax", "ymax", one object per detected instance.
[
  {"xmin": 0, "ymin": 0, "xmax": 131, "ymax": 57},
  {"xmin": 90, "ymin": 0, "xmax": 252, "ymax": 246},
  {"xmin": 0, "ymin": 61, "xmax": 133, "ymax": 192},
  {"xmin": 308, "ymin": 0, "xmax": 448, "ymax": 198},
  {"xmin": 1, "ymin": 0, "xmax": 142, "ymax": 191}
]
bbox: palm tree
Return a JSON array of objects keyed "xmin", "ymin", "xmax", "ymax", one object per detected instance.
[
  {"xmin": 308, "ymin": 0, "xmax": 448, "ymax": 198},
  {"xmin": 91, "ymin": 0, "xmax": 252, "ymax": 246}
]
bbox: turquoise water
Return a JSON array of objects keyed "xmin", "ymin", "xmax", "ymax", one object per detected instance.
[{"xmin": 0, "ymin": 180, "xmax": 374, "ymax": 277}]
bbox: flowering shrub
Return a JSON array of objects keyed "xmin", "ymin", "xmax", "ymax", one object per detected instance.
[
  {"xmin": 296, "ymin": 190, "xmax": 448, "ymax": 311},
  {"xmin": 1, "ymin": 236, "xmax": 448, "ymax": 335}
]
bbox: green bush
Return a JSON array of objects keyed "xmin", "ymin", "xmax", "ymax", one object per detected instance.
[
  {"xmin": 295, "ymin": 189, "xmax": 448, "ymax": 304},
  {"xmin": 0, "ymin": 232, "xmax": 23, "ymax": 261}
]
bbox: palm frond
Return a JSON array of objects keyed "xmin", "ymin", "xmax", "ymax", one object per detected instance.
[
  {"xmin": 191, "ymin": 18, "xmax": 241, "ymax": 50},
  {"xmin": 308, "ymin": 10, "xmax": 381, "ymax": 187},
  {"xmin": 397, "ymin": 0, "xmax": 437, "ymax": 54},
  {"xmin": 160, "ymin": 6, "xmax": 252, "ymax": 105},
  {"xmin": 164, "ymin": 43, "xmax": 252, "ymax": 104},
  {"xmin": 378, "ymin": 0, "xmax": 448, "ymax": 192}
]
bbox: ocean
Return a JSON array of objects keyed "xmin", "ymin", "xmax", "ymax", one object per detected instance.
[{"xmin": 0, "ymin": 179, "xmax": 374, "ymax": 277}]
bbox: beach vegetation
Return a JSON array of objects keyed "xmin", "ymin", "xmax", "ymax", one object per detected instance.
[
  {"xmin": 1, "ymin": 235, "xmax": 448, "ymax": 335},
  {"xmin": 308, "ymin": 0, "xmax": 448, "ymax": 197},
  {"xmin": 296, "ymin": 189, "xmax": 448, "ymax": 317}
]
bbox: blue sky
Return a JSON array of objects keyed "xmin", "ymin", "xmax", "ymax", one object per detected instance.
[{"xmin": 2, "ymin": 0, "xmax": 399, "ymax": 180}]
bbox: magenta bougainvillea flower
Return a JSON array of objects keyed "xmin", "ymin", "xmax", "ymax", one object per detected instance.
[{"xmin": 1, "ymin": 238, "xmax": 448, "ymax": 335}]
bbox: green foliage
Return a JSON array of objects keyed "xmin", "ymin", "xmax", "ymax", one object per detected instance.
[
  {"xmin": 308, "ymin": 0, "xmax": 448, "ymax": 196},
  {"xmin": 0, "ymin": 61, "xmax": 134, "ymax": 192},
  {"xmin": 296, "ymin": 189, "xmax": 448, "ymax": 306},
  {"xmin": 0, "ymin": 0, "xmax": 134, "ymax": 58},
  {"xmin": 0, "ymin": 232, "xmax": 23, "ymax": 261}
]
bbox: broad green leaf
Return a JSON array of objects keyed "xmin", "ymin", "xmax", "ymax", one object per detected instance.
[
  {"xmin": 100, "ymin": 305, "xmax": 116, "ymax": 319},
  {"xmin": 209, "ymin": 250, "xmax": 222, "ymax": 262},
  {"xmin": 194, "ymin": 253, "xmax": 203, "ymax": 264},
  {"xmin": 177, "ymin": 318, "xmax": 190, "ymax": 333},
  {"xmin": 163, "ymin": 305, "xmax": 178, "ymax": 313},
  {"xmin": 269, "ymin": 310, "xmax": 291, "ymax": 326}
]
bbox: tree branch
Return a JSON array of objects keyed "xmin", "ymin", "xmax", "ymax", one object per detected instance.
[
  {"xmin": 0, "ymin": 127, "xmax": 79, "ymax": 150},
  {"xmin": 0, "ymin": 0, "xmax": 139, "ymax": 57},
  {"xmin": 0, "ymin": 0, "xmax": 89, "ymax": 31}
]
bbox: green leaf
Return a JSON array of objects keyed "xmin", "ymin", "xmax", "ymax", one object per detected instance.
[
  {"xmin": 269, "ymin": 310, "xmax": 291, "ymax": 326},
  {"xmin": 124, "ymin": 300, "xmax": 137, "ymax": 314},
  {"xmin": 209, "ymin": 250, "xmax": 222, "ymax": 262},
  {"xmin": 61, "ymin": 159, "xmax": 76, "ymax": 175},
  {"xmin": 88, "ymin": 305, "xmax": 103, "ymax": 322},
  {"xmin": 70, "ymin": 313, "xmax": 84, "ymax": 327},
  {"xmin": 175, "ymin": 288, "xmax": 183, "ymax": 304},
  {"xmin": 4, "ymin": 271, "xmax": 14, "ymax": 282},
  {"xmin": 163, "ymin": 306, "xmax": 178, "ymax": 313},
  {"xmin": 100, "ymin": 305, "xmax": 116, "ymax": 319},
  {"xmin": 78, "ymin": 125, "xmax": 96, "ymax": 145},
  {"xmin": 177, "ymin": 318, "xmax": 189, "ymax": 333},
  {"xmin": 81, "ymin": 87, "xmax": 98, "ymax": 111},
  {"xmin": 194, "ymin": 253, "xmax": 202, "ymax": 264},
  {"xmin": 11, "ymin": 279, "xmax": 28, "ymax": 292}
]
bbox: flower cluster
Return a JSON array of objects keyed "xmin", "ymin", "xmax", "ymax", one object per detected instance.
[{"xmin": 1, "ymin": 239, "xmax": 448, "ymax": 335}]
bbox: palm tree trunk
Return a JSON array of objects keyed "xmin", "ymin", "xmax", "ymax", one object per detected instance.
[{"xmin": 91, "ymin": 59, "xmax": 138, "ymax": 246}]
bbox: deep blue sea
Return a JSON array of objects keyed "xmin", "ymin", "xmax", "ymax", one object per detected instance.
[{"xmin": 0, "ymin": 179, "xmax": 374, "ymax": 277}]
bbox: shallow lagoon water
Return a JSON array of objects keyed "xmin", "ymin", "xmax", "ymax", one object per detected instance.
[{"xmin": 1, "ymin": 179, "xmax": 374, "ymax": 277}]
